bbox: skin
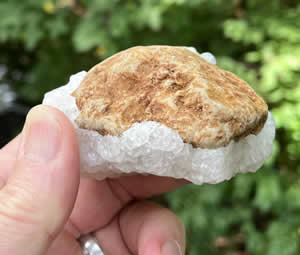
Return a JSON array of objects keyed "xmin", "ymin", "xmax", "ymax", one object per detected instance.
[{"xmin": 0, "ymin": 105, "xmax": 187, "ymax": 255}]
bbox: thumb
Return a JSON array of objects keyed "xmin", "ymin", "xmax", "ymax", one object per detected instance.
[{"xmin": 0, "ymin": 105, "xmax": 80, "ymax": 255}]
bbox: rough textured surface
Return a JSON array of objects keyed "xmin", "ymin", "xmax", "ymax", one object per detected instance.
[
  {"xmin": 72, "ymin": 46, "xmax": 268, "ymax": 149},
  {"xmin": 43, "ymin": 49, "xmax": 276, "ymax": 184}
]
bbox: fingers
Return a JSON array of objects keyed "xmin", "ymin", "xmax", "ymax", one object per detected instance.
[
  {"xmin": 70, "ymin": 175, "xmax": 188, "ymax": 235},
  {"xmin": 95, "ymin": 201, "xmax": 185, "ymax": 255},
  {"xmin": 0, "ymin": 153, "xmax": 15, "ymax": 184},
  {"xmin": 70, "ymin": 178, "xmax": 131, "ymax": 234},
  {"xmin": 0, "ymin": 134, "xmax": 22, "ymax": 183},
  {"xmin": 0, "ymin": 177, "xmax": 5, "ymax": 190},
  {"xmin": 0, "ymin": 105, "xmax": 80, "ymax": 255},
  {"xmin": 117, "ymin": 174, "xmax": 190, "ymax": 198},
  {"xmin": 120, "ymin": 201, "xmax": 185, "ymax": 255},
  {"xmin": 95, "ymin": 217, "xmax": 133, "ymax": 255},
  {"xmin": 1, "ymin": 133, "xmax": 22, "ymax": 154},
  {"xmin": 46, "ymin": 230, "xmax": 82, "ymax": 255}
]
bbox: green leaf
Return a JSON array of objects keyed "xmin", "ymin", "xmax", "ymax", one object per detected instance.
[
  {"xmin": 73, "ymin": 17, "xmax": 108, "ymax": 52},
  {"xmin": 254, "ymin": 173, "xmax": 281, "ymax": 212},
  {"xmin": 286, "ymin": 185, "xmax": 300, "ymax": 210},
  {"xmin": 46, "ymin": 14, "xmax": 69, "ymax": 39},
  {"xmin": 267, "ymin": 220, "xmax": 300, "ymax": 255}
]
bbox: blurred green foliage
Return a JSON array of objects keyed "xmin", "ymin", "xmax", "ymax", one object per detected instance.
[{"xmin": 1, "ymin": 0, "xmax": 300, "ymax": 254}]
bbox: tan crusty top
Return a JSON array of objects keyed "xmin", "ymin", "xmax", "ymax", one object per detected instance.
[{"xmin": 72, "ymin": 46, "xmax": 268, "ymax": 149}]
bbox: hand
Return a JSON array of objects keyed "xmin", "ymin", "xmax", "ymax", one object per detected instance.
[{"xmin": 0, "ymin": 105, "xmax": 187, "ymax": 255}]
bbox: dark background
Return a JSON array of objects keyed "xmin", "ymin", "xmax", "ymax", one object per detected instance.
[{"xmin": 1, "ymin": 0, "xmax": 300, "ymax": 254}]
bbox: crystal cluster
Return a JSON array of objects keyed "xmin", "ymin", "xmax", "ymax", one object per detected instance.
[{"xmin": 43, "ymin": 48, "xmax": 275, "ymax": 184}]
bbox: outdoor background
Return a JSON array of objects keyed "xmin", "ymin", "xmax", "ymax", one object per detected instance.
[{"xmin": 0, "ymin": 0, "xmax": 300, "ymax": 254}]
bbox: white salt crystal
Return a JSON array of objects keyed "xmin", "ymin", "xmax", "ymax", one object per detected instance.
[
  {"xmin": 184, "ymin": 47, "xmax": 217, "ymax": 64},
  {"xmin": 200, "ymin": 52, "xmax": 217, "ymax": 65},
  {"xmin": 43, "ymin": 50, "xmax": 275, "ymax": 185}
]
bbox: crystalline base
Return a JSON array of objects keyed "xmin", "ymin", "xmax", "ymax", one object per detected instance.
[{"xmin": 42, "ymin": 49, "xmax": 275, "ymax": 185}]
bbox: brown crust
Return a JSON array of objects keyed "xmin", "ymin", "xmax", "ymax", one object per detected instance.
[{"xmin": 72, "ymin": 46, "xmax": 268, "ymax": 149}]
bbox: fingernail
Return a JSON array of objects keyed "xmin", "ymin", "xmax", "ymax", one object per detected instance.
[
  {"xmin": 161, "ymin": 240, "xmax": 182, "ymax": 255},
  {"xmin": 21, "ymin": 106, "xmax": 61, "ymax": 162}
]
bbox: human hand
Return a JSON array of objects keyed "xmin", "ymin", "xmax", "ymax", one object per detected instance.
[{"xmin": 0, "ymin": 105, "xmax": 187, "ymax": 255}]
